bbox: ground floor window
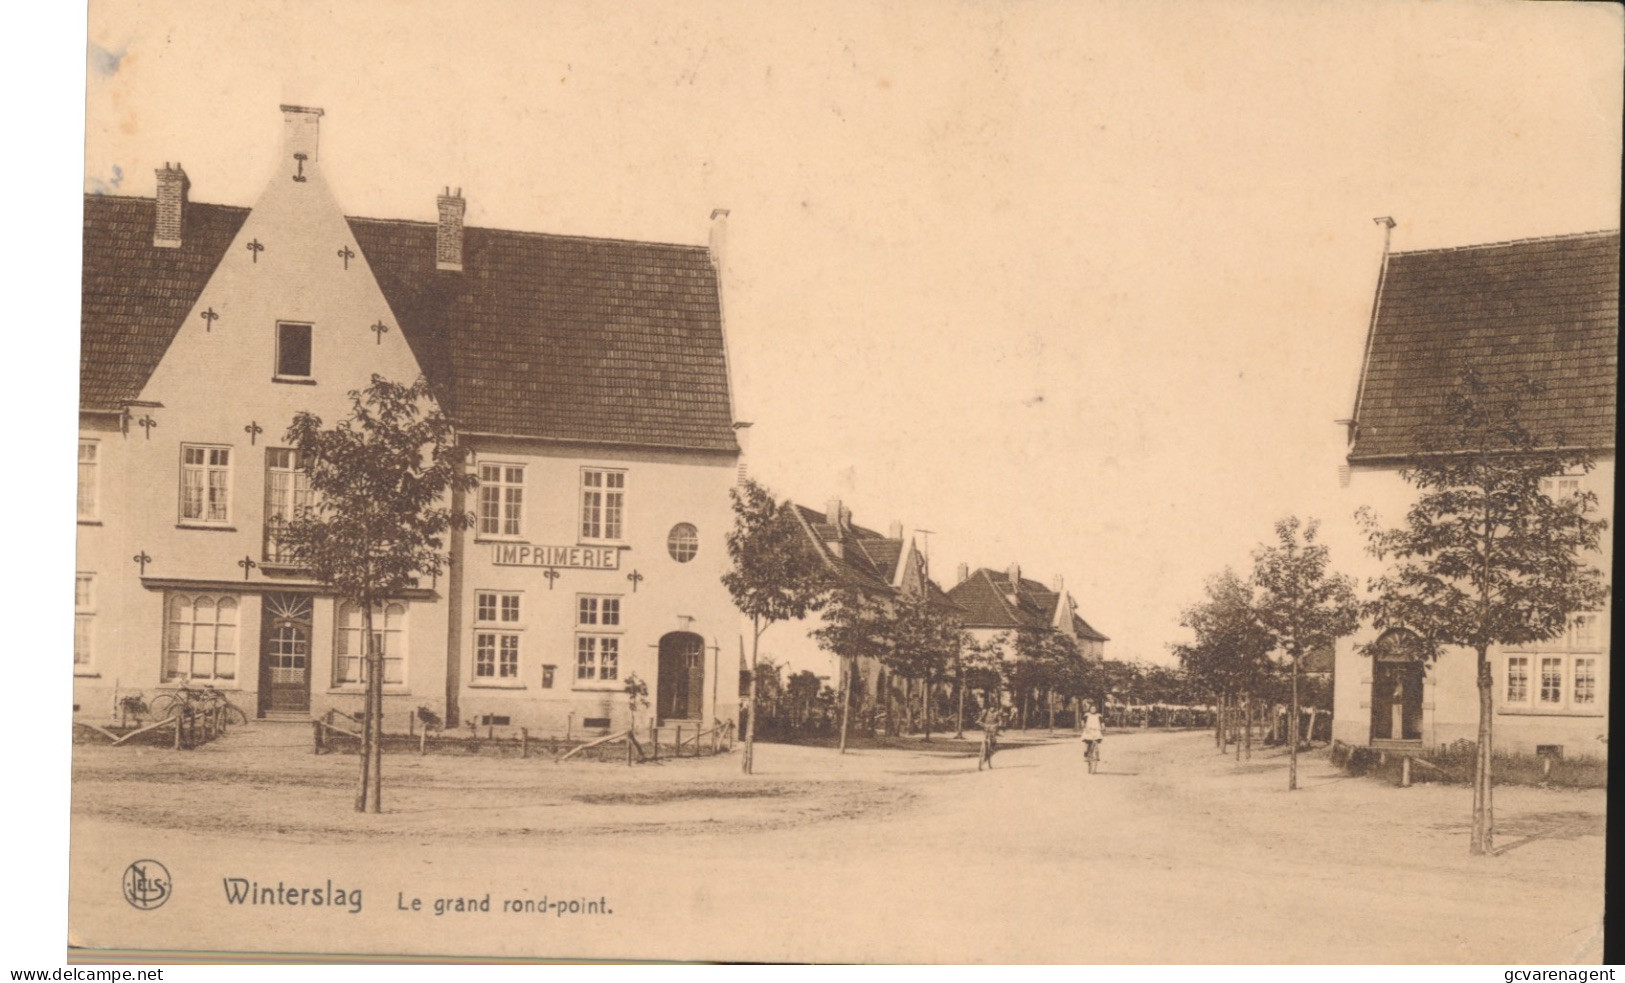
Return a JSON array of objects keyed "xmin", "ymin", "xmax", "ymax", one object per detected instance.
[
  {"xmin": 575, "ymin": 635, "xmax": 619, "ymax": 683},
  {"xmin": 334, "ymin": 600, "xmax": 407, "ymax": 686},
  {"xmin": 74, "ymin": 573, "xmax": 95, "ymax": 667},
  {"xmin": 164, "ymin": 593, "xmax": 239, "ymax": 682},
  {"xmin": 475, "ymin": 632, "xmax": 520, "ymax": 680},
  {"xmin": 1503, "ymin": 647, "xmax": 1604, "ymax": 713}
]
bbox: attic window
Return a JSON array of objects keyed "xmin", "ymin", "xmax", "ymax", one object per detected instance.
[{"xmin": 275, "ymin": 322, "xmax": 313, "ymax": 380}]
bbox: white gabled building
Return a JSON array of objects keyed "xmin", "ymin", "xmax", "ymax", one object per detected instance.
[
  {"xmin": 76, "ymin": 106, "xmax": 743, "ymax": 737},
  {"xmin": 1330, "ymin": 229, "xmax": 1616, "ymax": 760}
]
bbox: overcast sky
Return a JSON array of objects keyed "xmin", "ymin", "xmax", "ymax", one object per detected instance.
[{"xmin": 77, "ymin": 0, "xmax": 1621, "ymax": 663}]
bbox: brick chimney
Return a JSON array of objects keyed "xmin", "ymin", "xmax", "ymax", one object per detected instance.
[
  {"xmin": 1007, "ymin": 563, "xmax": 1021, "ymax": 587},
  {"xmin": 437, "ymin": 188, "xmax": 465, "ymax": 271},
  {"xmin": 153, "ymin": 163, "xmax": 188, "ymax": 248},
  {"xmin": 281, "ymin": 105, "xmax": 323, "ymax": 176},
  {"xmin": 1052, "ymin": 574, "xmax": 1064, "ymax": 593},
  {"xmin": 888, "ymin": 521, "xmax": 903, "ymax": 540},
  {"xmin": 957, "ymin": 562, "xmax": 969, "ymax": 584},
  {"xmin": 709, "ymin": 208, "xmax": 730, "ymax": 272}
]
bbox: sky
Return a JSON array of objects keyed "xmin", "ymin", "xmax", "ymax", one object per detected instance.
[{"xmin": 71, "ymin": 0, "xmax": 1622, "ymax": 665}]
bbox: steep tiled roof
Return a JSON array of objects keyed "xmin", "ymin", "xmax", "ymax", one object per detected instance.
[
  {"xmin": 79, "ymin": 196, "xmax": 250, "ymax": 409},
  {"xmin": 788, "ymin": 503, "xmax": 960, "ymax": 613},
  {"xmin": 80, "ymin": 196, "xmax": 739, "ymax": 453},
  {"xmin": 1349, "ymin": 230, "xmax": 1618, "ymax": 462},
  {"xmin": 947, "ymin": 568, "xmax": 1110, "ymax": 642},
  {"xmin": 1073, "ymin": 615, "xmax": 1109, "ymax": 643}
]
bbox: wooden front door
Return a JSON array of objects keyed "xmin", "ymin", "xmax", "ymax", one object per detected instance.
[
  {"xmin": 1370, "ymin": 658, "xmax": 1423, "ymax": 741},
  {"xmin": 658, "ymin": 632, "xmax": 706, "ymax": 722},
  {"xmin": 260, "ymin": 593, "xmax": 313, "ymax": 714}
]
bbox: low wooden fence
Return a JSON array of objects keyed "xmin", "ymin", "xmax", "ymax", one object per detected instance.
[
  {"xmin": 74, "ymin": 706, "xmax": 235, "ymax": 750},
  {"xmin": 312, "ymin": 710, "xmax": 736, "ymax": 765}
]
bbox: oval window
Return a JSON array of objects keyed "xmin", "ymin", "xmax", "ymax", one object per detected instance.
[{"xmin": 667, "ymin": 523, "xmax": 699, "ymax": 562}]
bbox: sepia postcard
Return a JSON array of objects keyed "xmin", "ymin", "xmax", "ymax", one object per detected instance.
[{"xmin": 53, "ymin": 0, "xmax": 1617, "ymax": 965}]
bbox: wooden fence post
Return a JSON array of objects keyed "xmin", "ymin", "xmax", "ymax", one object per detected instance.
[
  {"xmin": 521, "ymin": 727, "xmax": 529, "ymax": 759},
  {"xmin": 420, "ymin": 725, "xmax": 427, "ymax": 756},
  {"xmin": 312, "ymin": 720, "xmax": 323, "ymax": 754},
  {"xmin": 676, "ymin": 724, "xmax": 683, "ymax": 758}
]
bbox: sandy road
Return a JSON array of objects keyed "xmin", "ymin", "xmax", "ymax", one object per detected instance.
[{"xmin": 68, "ymin": 727, "xmax": 1604, "ymax": 963}]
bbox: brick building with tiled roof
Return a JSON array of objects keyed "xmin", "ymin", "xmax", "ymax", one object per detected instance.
[
  {"xmin": 945, "ymin": 564, "xmax": 1108, "ymax": 660},
  {"xmin": 1331, "ymin": 228, "xmax": 1616, "ymax": 759},
  {"xmin": 75, "ymin": 107, "xmax": 743, "ymax": 737},
  {"xmin": 748, "ymin": 498, "xmax": 960, "ymax": 720}
]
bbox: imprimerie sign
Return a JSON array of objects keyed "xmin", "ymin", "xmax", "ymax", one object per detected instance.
[{"xmin": 492, "ymin": 544, "xmax": 622, "ymax": 570}]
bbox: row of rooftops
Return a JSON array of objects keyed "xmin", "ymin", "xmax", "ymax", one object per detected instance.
[{"xmin": 788, "ymin": 498, "xmax": 1109, "ymax": 642}]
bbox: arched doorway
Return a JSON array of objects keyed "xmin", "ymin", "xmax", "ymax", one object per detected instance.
[
  {"xmin": 1369, "ymin": 628, "xmax": 1426, "ymax": 741},
  {"xmin": 260, "ymin": 593, "xmax": 313, "ymax": 715},
  {"xmin": 658, "ymin": 632, "xmax": 706, "ymax": 722}
]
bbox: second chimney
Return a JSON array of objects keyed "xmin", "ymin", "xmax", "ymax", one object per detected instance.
[
  {"xmin": 153, "ymin": 163, "xmax": 189, "ymax": 249},
  {"xmin": 437, "ymin": 188, "xmax": 465, "ymax": 271},
  {"xmin": 1052, "ymin": 574, "xmax": 1065, "ymax": 593},
  {"xmin": 957, "ymin": 562, "xmax": 969, "ymax": 584},
  {"xmin": 888, "ymin": 521, "xmax": 903, "ymax": 540},
  {"xmin": 1007, "ymin": 563, "xmax": 1021, "ymax": 587}
]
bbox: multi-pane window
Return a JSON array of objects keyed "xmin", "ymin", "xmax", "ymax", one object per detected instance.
[
  {"xmin": 477, "ymin": 464, "xmax": 524, "ymax": 537},
  {"xmin": 1573, "ymin": 658, "xmax": 1597, "ymax": 706},
  {"xmin": 575, "ymin": 636, "xmax": 619, "ymax": 682},
  {"xmin": 577, "ymin": 595, "xmax": 621, "ymax": 627},
  {"xmin": 1541, "ymin": 475, "xmax": 1582, "ymax": 501},
  {"xmin": 334, "ymin": 601, "xmax": 407, "ymax": 686},
  {"xmin": 74, "ymin": 574, "xmax": 94, "ymax": 667},
  {"xmin": 276, "ymin": 322, "xmax": 313, "ymax": 378},
  {"xmin": 1538, "ymin": 657, "xmax": 1563, "ymax": 705},
  {"xmin": 580, "ymin": 469, "xmax": 625, "ymax": 541},
  {"xmin": 1505, "ymin": 656, "xmax": 1528, "ymax": 703},
  {"xmin": 264, "ymin": 448, "xmax": 312, "ymax": 562},
  {"xmin": 164, "ymin": 593, "xmax": 239, "ymax": 682},
  {"xmin": 1571, "ymin": 613, "xmax": 1599, "ymax": 649},
  {"xmin": 77, "ymin": 440, "xmax": 98, "ymax": 519},
  {"xmin": 474, "ymin": 591, "xmax": 522, "ymax": 681},
  {"xmin": 180, "ymin": 445, "xmax": 232, "ymax": 523},
  {"xmin": 667, "ymin": 523, "xmax": 699, "ymax": 562}
]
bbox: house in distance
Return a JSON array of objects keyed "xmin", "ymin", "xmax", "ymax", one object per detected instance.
[{"xmin": 76, "ymin": 106, "xmax": 744, "ymax": 738}]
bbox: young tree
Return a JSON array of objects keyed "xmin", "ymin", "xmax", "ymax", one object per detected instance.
[
  {"xmin": 883, "ymin": 593, "xmax": 965, "ymax": 742},
  {"xmin": 279, "ymin": 376, "xmax": 476, "ymax": 814},
  {"xmin": 1251, "ymin": 517, "xmax": 1359, "ymax": 791},
  {"xmin": 1362, "ymin": 374, "xmax": 1609, "ymax": 855},
  {"xmin": 722, "ymin": 479, "xmax": 831, "ymax": 773},
  {"xmin": 813, "ymin": 587, "xmax": 891, "ymax": 753},
  {"xmin": 1177, "ymin": 568, "xmax": 1276, "ymax": 757}
]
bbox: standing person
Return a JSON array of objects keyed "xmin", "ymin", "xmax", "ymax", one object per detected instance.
[
  {"xmin": 1080, "ymin": 702, "xmax": 1104, "ymax": 774},
  {"xmin": 978, "ymin": 702, "xmax": 1001, "ymax": 771}
]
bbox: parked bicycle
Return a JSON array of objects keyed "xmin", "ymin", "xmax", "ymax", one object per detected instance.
[{"xmin": 149, "ymin": 682, "xmax": 250, "ymax": 726}]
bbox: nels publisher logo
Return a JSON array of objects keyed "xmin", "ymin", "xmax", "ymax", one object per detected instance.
[{"xmin": 122, "ymin": 860, "xmax": 171, "ymax": 911}]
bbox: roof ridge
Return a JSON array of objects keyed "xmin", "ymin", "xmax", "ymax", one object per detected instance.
[
  {"xmin": 346, "ymin": 213, "xmax": 708, "ymax": 252},
  {"xmin": 1392, "ymin": 228, "xmax": 1619, "ymax": 257}
]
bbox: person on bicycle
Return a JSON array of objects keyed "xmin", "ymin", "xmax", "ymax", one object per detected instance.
[
  {"xmin": 978, "ymin": 702, "xmax": 1001, "ymax": 771},
  {"xmin": 1081, "ymin": 701, "xmax": 1105, "ymax": 774}
]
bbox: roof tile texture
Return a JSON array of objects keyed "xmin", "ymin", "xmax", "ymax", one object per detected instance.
[{"xmin": 1351, "ymin": 230, "xmax": 1618, "ymax": 460}]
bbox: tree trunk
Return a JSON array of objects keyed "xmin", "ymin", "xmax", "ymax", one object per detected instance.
[
  {"xmin": 954, "ymin": 658, "xmax": 966, "ymax": 739},
  {"xmin": 1243, "ymin": 693, "xmax": 1252, "ymax": 761},
  {"xmin": 743, "ymin": 618, "xmax": 761, "ymax": 774},
  {"xmin": 1472, "ymin": 649, "xmax": 1494, "ymax": 855},
  {"xmin": 837, "ymin": 655, "xmax": 853, "ymax": 754},
  {"xmin": 921, "ymin": 675, "xmax": 932, "ymax": 742},
  {"xmin": 354, "ymin": 599, "xmax": 373, "ymax": 813},
  {"xmin": 1047, "ymin": 690, "xmax": 1055, "ymax": 734},
  {"xmin": 1288, "ymin": 659, "xmax": 1300, "ymax": 791}
]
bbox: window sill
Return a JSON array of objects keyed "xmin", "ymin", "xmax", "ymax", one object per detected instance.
[
  {"xmin": 176, "ymin": 522, "xmax": 237, "ymax": 532},
  {"xmin": 78, "ymin": 518, "xmax": 103, "ymax": 526},
  {"xmin": 469, "ymin": 682, "xmax": 526, "ymax": 690},
  {"xmin": 473, "ymin": 536, "xmax": 528, "ymax": 544},
  {"xmin": 326, "ymin": 688, "xmax": 412, "ymax": 696},
  {"xmin": 259, "ymin": 562, "xmax": 310, "ymax": 574},
  {"xmin": 272, "ymin": 376, "xmax": 317, "ymax": 386},
  {"xmin": 73, "ymin": 671, "xmax": 101, "ymax": 679},
  {"xmin": 571, "ymin": 684, "xmax": 624, "ymax": 693},
  {"xmin": 577, "ymin": 540, "xmax": 629, "ymax": 550},
  {"xmin": 1498, "ymin": 707, "xmax": 1605, "ymax": 718}
]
